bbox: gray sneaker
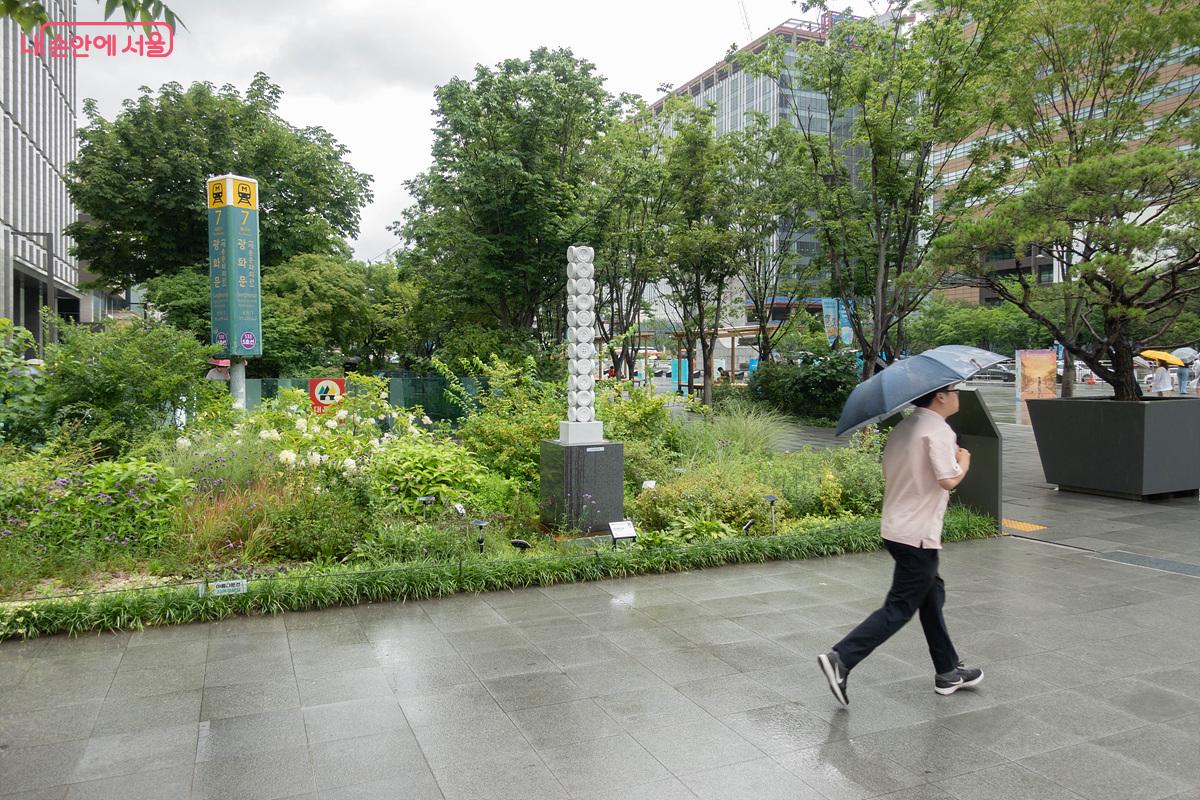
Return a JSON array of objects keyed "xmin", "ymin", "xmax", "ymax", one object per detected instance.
[
  {"xmin": 817, "ymin": 651, "xmax": 849, "ymax": 707},
  {"xmin": 935, "ymin": 665, "xmax": 983, "ymax": 695}
]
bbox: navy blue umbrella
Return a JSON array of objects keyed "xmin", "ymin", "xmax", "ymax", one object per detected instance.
[{"xmin": 835, "ymin": 345, "xmax": 1006, "ymax": 436}]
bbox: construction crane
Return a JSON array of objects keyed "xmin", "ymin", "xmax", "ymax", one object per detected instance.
[{"xmin": 737, "ymin": 0, "xmax": 753, "ymax": 38}]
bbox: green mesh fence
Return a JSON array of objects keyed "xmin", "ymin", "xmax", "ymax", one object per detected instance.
[{"xmin": 246, "ymin": 374, "xmax": 472, "ymax": 422}]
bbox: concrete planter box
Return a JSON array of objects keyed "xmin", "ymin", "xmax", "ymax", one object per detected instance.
[{"xmin": 1026, "ymin": 397, "xmax": 1200, "ymax": 500}]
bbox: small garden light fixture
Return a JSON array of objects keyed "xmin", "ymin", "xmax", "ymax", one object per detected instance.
[
  {"xmin": 418, "ymin": 495, "xmax": 436, "ymax": 522},
  {"xmin": 471, "ymin": 519, "xmax": 489, "ymax": 553},
  {"xmin": 741, "ymin": 519, "xmax": 755, "ymax": 534},
  {"xmin": 510, "ymin": 539, "xmax": 531, "ymax": 553},
  {"xmin": 764, "ymin": 495, "xmax": 777, "ymax": 535}
]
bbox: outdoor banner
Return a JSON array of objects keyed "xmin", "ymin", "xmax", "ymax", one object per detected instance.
[
  {"xmin": 838, "ymin": 301, "xmax": 854, "ymax": 346},
  {"xmin": 207, "ymin": 174, "xmax": 262, "ymax": 357},
  {"xmin": 309, "ymin": 378, "xmax": 345, "ymax": 412},
  {"xmin": 821, "ymin": 298, "xmax": 839, "ymax": 344},
  {"xmin": 1016, "ymin": 349, "xmax": 1057, "ymax": 400}
]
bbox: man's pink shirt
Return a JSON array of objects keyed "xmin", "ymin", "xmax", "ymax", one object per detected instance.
[{"xmin": 880, "ymin": 407, "xmax": 962, "ymax": 549}]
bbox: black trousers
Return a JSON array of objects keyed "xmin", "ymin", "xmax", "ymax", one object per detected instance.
[{"xmin": 834, "ymin": 539, "xmax": 959, "ymax": 675}]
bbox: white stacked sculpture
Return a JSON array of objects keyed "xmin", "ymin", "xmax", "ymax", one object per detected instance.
[{"xmin": 561, "ymin": 245, "xmax": 605, "ymax": 444}]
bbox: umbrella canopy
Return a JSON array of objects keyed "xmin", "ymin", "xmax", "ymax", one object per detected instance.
[
  {"xmin": 835, "ymin": 345, "xmax": 1006, "ymax": 436},
  {"xmin": 1171, "ymin": 347, "xmax": 1198, "ymax": 365},
  {"xmin": 1140, "ymin": 350, "xmax": 1185, "ymax": 367}
]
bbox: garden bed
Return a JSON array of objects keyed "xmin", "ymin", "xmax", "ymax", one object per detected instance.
[{"xmin": 0, "ymin": 510, "xmax": 996, "ymax": 639}]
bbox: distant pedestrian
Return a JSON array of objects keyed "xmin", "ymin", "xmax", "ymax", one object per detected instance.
[
  {"xmin": 818, "ymin": 384, "xmax": 983, "ymax": 707},
  {"xmin": 1176, "ymin": 363, "xmax": 1192, "ymax": 399},
  {"xmin": 205, "ymin": 357, "xmax": 231, "ymax": 382},
  {"xmin": 1151, "ymin": 360, "xmax": 1173, "ymax": 397}
]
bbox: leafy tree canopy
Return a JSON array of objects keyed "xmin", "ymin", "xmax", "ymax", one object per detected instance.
[
  {"xmin": 397, "ymin": 47, "xmax": 618, "ymax": 335},
  {"xmin": 67, "ymin": 74, "xmax": 373, "ymax": 287},
  {"xmin": 3, "ymin": 0, "xmax": 181, "ymax": 33}
]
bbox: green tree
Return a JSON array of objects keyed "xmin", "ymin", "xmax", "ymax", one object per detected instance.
[
  {"xmin": 906, "ymin": 296, "xmax": 1046, "ymax": 355},
  {"xmin": 726, "ymin": 115, "xmax": 821, "ymax": 363},
  {"xmin": 661, "ymin": 105, "xmax": 740, "ymax": 406},
  {"xmin": 742, "ymin": 0, "xmax": 1019, "ymax": 378},
  {"xmin": 588, "ymin": 97, "xmax": 676, "ymax": 378},
  {"xmin": 934, "ymin": 0, "xmax": 1200, "ymax": 400},
  {"xmin": 397, "ymin": 48, "xmax": 618, "ymax": 340},
  {"xmin": 66, "ymin": 74, "xmax": 373, "ymax": 287},
  {"xmin": 256, "ymin": 254, "xmax": 371, "ymax": 377}
]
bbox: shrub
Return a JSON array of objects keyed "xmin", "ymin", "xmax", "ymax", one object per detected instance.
[
  {"xmin": 436, "ymin": 356, "xmax": 561, "ymax": 485},
  {"xmin": 0, "ymin": 320, "xmax": 45, "ymax": 446},
  {"xmin": 350, "ymin": 521, "xmax": 472, "ymax": 563},
  {"xmin": 760, "ymin": 434, "xmax": 884, "ymax": 517},
  {"xmin": 371, "ymin": 435, "xmax": 483, "ymax": 515},
  {"xmin": 749, "ymin": 352, "xmax": 860, "ymax": 422},
  {"xmin": 628, "ymin": 461, "xmax": 789, "ymax": 532},
  {"xmin": 678, "ymin": 399, "xmax": 789, "ymax": 462},
  {"xmin": 262, "ymin": 482, "xmax": 370, "ymax": 562},
  {"xmin": 37, "ymin": 319, "xmax": 225, "ymax": 455}
]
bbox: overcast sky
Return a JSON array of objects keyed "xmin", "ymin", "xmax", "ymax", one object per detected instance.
[{"xmin": 75, "ymin": 0, "xmax": 877, "ymax": 262}]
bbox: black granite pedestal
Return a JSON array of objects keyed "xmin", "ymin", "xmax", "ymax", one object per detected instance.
[{"xmin": 539, "ymin": 440, "xmax": 625, "ymax": 532}]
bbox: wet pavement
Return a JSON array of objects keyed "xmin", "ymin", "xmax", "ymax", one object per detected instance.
[{"xmin": 2, "ymin": 385, "xmax": 1199, "ymax": 799}]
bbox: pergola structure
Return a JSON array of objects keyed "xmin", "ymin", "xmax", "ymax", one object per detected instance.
[{"xmin": 667, "ymin": 324, "xmax": 780, "ymax": 392}]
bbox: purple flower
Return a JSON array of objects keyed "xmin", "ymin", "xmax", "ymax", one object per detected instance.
[{"xmin": 389, "ymin": 485, "xmax": 399, "ymax": 492}]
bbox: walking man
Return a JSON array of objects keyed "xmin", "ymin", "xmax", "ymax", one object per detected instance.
[{"xmin": 818, "ymin": 384, "xmax": 983, "ymax": 706}]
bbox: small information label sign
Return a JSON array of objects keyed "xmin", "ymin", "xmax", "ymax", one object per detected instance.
[
  {"xmin": 210, "ymin": 579, "xmax": 248, "ymax": 596},
  {"xmin": 609, "ymin": 520, "xmax": 637, "ymax": 542}
]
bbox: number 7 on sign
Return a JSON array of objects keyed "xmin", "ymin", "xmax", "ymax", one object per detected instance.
[
  {"xmin": 241, "ymin": 210, "xmax": 249, "ymax": 225},
  {"xmin": 214, "ymin": 209, "xmax": 221, "ymax": 225}
]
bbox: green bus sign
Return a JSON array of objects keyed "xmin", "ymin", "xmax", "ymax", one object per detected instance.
[{"xmin": 207, "ymin": 174, "xmax": 262, "ymax": 357}]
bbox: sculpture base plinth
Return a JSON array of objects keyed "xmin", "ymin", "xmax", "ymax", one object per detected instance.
[
  {"xmin": 559, "ymin": 421, "xmax": 605, "ymax": 444},
  {"xmin": 540, "ymin": 439, "xmax": 624, "ymax": 532}
]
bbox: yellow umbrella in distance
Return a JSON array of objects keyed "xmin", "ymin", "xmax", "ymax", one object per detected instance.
[{"xmin": 1140, "ymin": 349, "xmax": 1186, "ymax": 366}]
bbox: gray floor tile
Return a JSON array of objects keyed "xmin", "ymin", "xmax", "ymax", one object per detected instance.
[
  {"xmin": 0, "ymin": 702, "xmax": 100, "ymax": 748},
  {"xmin": 90, "ymin": 689, "xmax": 200, "ymax": 736},
  {"xmin": 384, "ymin": 653, "xmax": 477, "ymax": 695},
  {"xmin": 572, "ymin": 777, "xmax": 700, "ymax": 800},
  {"xmin": 370, "ymin": 631, "xmax": 458, "ymax": 665},
  {"xmin": 1019, "ymin": 741, "xmax": 1189, "ymax": 800},
  {"xmin": 513, "ymin": 618, "xmax": 595, "ymax": 643},
  {"xmin": 937, "ymin": 703, "xmax": 1076, "ymax": 760},
  {"xmin": 200, "ymin": 677, "xmax": 301, "ymax": 720},
  {"xmin": 105, "ymin": 664, "xmax": 205, "ymax": 699},
  {"xmin": 116, "ymin": 641, "xmax": 207, "ymax": 671},
  {"xmin": 2, "ymin": 788, "xmax": 69, "ymax": 800},
  {"xmin": 774, "ymin": 739, "xmax": 926, "ymax": 800},
  {"xmin": 296, "ymin": 667, "xmax": 391, "ymax": 707},
  {"xmin": 62, "ymin": 764, "xmax": 192, "ymax": 800},
  {"xmin": 1094, "ymin": 723, "xmax": 1200, "ymax": 785},
  {"xmin": 537, "ymin": 636, "xmax": 629, "ymax": 669},
  {"xmin": 205, "ymin": 632, "xmax": 290, "ymax": 664},
  {"xmin": 602, "ymin": 625, "xmax": 693, "ymax": 655},
  {"xmin": 565, "ymin": 657, "xmax": 670, "ymax": 697},
  {"xmin": 282, "ymin": 607, "xmax": 360, "ymax": 630},
  {"xmin": 636, "ymin": 647, "xmax": 739, "ymax": 684},
  {"xmin": 195, "ymin": 708, "xmax": 307, "ymax": 761},
  {"xmin": 676, "ymin": 672, "xmax": 787, "ymax": 716},
  {"xmin": 934, "ymin": 762, "xmax": 1084, "ymax": 800},
  {"xmin": 708, "ymin": 638, "xmax": 802, "ymax": 672},
  {"xmin": 413, "ymin": 713, "xmax": 533, "ymax": 769},
  {"xmin": 289, "ymin": 642, "xmax": 378, "ymax": 678},
  {"xmin": 445, "ymin": 625, "xmax": 532, "ymax": 655},
  {"xmin": 510, "ymin": 698, "xmax": 623, "ymax": 749},
  {"xmin": 1086, "ymin": 675, "xmax": 1200, "ymax": 723},
  {"xmin": 670, "ymin": 618, "xmax": 761, "ymax": 647},
  {"xmin": 461, "ymin": 645, "xmax": 559, "ymax": 680},
  {"xmin": 482, "ymin": 671, "xmax": 589, "ymax": 712},
  {"xmin": 430, "ymin": 750, "xmax": 568, "ymax": 800},
  {"xmin": 319, "ymin": 774, "xmax": 443, "ymax": 800},
  {"xmin": 286, "ymin": 622, "xmax": 367, "ymax": 653},
  {"xmin": 191, "ymin": 743, "xmax": 315, "ymax": 800},
  {"xmin": 681, "ymin": 756, "xmax": 826, "ymax": 800},
  {"xmin": 310, "ymin": 729, "xmax": 430, "ymax": 792},
  {"xmin": 538, "ymin": 733, "xmax": 671, "ymax": 796},
  {"xmin": 0, "ymin": 739, "xmax": 88, "ymax": 793},
  {"xmin": 721, "ymin": 702, "xmax": 835, "ymax": 755},
  {"xmin": 397, "ymin": 681, "xmax": 504, "ymax": 726},
  {"xmin": 202, "ymin": 652, "xmax": 294, "ymax": 688},
  {"xmin": 127, "ymin": 623, "xmax": 210, "ymax": 646},
  {"xmin": 632, "ymin": 718, "xmax": 762, "ymax": 774},
  {"xmin": 302, "ymin": 696, "xmax": 408, "ymax": 744},
  {"xmin": 848, "ymin": 722, "xmax": 1006, "ymax": 782},
  {"xmin": 71, "ymin": 723, "xmax": 198, "ymax": 783},
  {"xmin": 593, "ymin": 685, "xmax": 714, "ymax": 732}
]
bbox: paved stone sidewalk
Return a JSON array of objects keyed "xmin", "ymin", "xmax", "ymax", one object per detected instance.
[{"xmin": 2, "ymin": 535, "xmax": 1199, "ymax": 800}]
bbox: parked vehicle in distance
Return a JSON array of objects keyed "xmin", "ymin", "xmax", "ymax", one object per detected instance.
[{"xmin": 975, "ymin": 363, "xmax": 1016, "ymax": 382}]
